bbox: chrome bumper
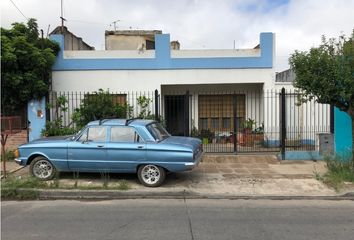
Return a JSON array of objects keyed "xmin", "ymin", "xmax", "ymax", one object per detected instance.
[
  {"xmin": 185, "ymin": 151, "xmax": 204, "ymax": 169},
  {"xmin": 14, "ymin": 158, "xmax": 22, "ymax": 165}
]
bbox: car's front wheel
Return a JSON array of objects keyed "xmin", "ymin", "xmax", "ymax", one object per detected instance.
[
  {"xmin": 29, "ymin": 156, "xmax": 56, "ymax": 180},
  {"xmin": 137, "ymin": 164, "xmax": 166, "ymax": 187}
]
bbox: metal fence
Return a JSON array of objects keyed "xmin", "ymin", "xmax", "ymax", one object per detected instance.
[
  {"xmin": 48, "ymin": 90, "xmax": 159, "ymax": 128},
  {"xmin": 48, "ymin": 88, "xmax": 332, "ymax": 154}
]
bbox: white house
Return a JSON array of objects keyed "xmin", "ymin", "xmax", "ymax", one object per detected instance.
[{"xmin": 34, "ymin": 28, "xmax": 330, "ymax": 155}]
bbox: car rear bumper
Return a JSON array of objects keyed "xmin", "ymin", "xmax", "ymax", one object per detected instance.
[{"xmin": 184, "ymin": 151, "xmax": 204, "ymax": 170}]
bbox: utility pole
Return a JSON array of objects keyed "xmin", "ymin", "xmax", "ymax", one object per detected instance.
[
  {"xmin": 60, "ymin": 0, "xmax": 66, "ymax": 33},
  {"xmin": 46, "ymin": 24, "xmax": 51, "ymax": 37}
]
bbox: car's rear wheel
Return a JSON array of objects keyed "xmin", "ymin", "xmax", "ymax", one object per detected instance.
[
  {"xmin": 137, "ymin": 164, "xmax": 166, "ymax": 187},
  {"xmin": 29, "ymin": 157, "xmax": 56, "ymax": 180}
]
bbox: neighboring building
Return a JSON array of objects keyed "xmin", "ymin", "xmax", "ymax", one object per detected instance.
[
  {"xmin": 276, "ymin": 69, "xmax": 295, "ymax": 83},
  {"xmin": 50, "ymin": 26, "xmax": 94, "ymax": 50},
  {"xmin": 105, "ymin": 30, "xmax": 162, "ymax": 50}
]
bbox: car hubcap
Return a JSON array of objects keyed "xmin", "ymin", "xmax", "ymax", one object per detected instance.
[
  {"xmin": 33, "ymin": 160, "xmax": 53, "ymax": 179},
  {"xmin": 141, "ymin": 165, "xmax": 160, "ymax": 185}
]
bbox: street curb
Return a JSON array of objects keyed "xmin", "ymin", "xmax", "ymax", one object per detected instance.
[{"xmin": 17, "ymin": 189, "xmax": 354, "ymax": 201}]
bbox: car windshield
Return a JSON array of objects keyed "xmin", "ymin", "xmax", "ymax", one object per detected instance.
[
  {"xmin": 147, "ymin": 123, "xmax": 170, "ymax": 141},
  {"xmin": 71, "ymin": 127, "xmax": 86, "ymax": 141}
]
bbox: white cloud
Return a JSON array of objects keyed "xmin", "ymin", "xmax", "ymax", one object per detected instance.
[{"xmin": 1, "ymin": 0, "xmax": 354, "ymax": 71}]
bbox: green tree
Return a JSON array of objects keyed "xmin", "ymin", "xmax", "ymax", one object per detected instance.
[
  {"xmin": 72, "ymin": 89, "xmax": 133, "ymax": 129},
  {"xmin": 1, "ymin": 19, "xmax": 60, "ymax": 115},
  {"xmin": 137, "ymin": 96, "xmax": 154, "ymax": 119},
  {"xmin": 289, "ymin": 30, "xmax": 354, "ymax": 161},
  {"xmin": 42, "ymin": 96, "xmax": 76, "ymax": 136}
]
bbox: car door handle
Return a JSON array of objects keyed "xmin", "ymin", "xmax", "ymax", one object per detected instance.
[
  {"xmin": 97, "ymin": 145, "xmax": 104, "ymax": 148},
  {"xmin": 137, "ymin": 145, "xmax": 144, "ymax": 149}
]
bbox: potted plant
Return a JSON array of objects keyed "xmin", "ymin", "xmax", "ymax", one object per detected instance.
[
  {"xmin": 200, "ymin": 129, "xmax": 214, "ymax": 144},
  {"xmin": 252, "ymin": 123, "xmax": 264, "ymax": 145},
  {"xmin": 241, "ymin": 118, "xmax": 256, "ymax": 146},
  {"xmin": 242, "ymin": 118, "xmax": 256, "ymax": 133}
]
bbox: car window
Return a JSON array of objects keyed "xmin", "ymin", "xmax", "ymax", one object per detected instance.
[
  {"xmin": 147, "ymin": 123, "xmax": 170, "ymax": 141},
  {"xmin": 78, "ymin": 126, "xmax": 107, "ymax": 142},
  {"xmin": 110, "ymin": 127, "xmax": 143, "ymax": 143}
]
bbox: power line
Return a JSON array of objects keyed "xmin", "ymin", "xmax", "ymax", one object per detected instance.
[
  {"xmin": 67, "ymin": 19, "xmax": 109, "ymax": 26},
  {"xmin": 8, "ymin": 0, "xmax": 28, "ymax": 20}
]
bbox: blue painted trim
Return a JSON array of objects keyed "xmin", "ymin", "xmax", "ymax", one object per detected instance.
[
  {"xmin": 334, "ymin": 108, "xmax": 352, "ymax": 160},
  {"xmin": 28, "ymin": 98, "xmax": 46, "ymax": 141},
  {"xmin": 278, "ymin": 151, "xmax": 324, "ymax": 161},
  {"xmin": 264, "ymin": 139, "xmax": 315, "ymax": 148},
  {"xmin": 50, "ymin": 33, "xmax": 274, "ymax": 70}
]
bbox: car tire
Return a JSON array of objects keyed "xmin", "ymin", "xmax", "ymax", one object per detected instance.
[
  {"xmin": 29, "ymin": 156, "xmax": 56, "ymax": 181},
  {"xmin": 137, "ymin": 164, "xmax": 166, "ymax": 187}
]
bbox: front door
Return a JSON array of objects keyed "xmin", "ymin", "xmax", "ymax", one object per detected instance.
[
  {"xmin": 67, "ymin": 126, "xmax": 108, "ymax": 171},
  {"xmin": 165, "ymin": 95, "xmax": 187, "ymax": 136}
]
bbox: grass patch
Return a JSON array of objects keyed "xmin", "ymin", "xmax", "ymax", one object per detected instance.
[
  {"xmin": 2, "ymin": 176, "xmax": 48, "ymax": 189},
  {"xmin": 1, "ymin": 188, "xmax": 39, "ymax": 200},
  {"xmin": 1, "ymin": 174, "xmax": 131, "ymax": 200},
  {"xmin": 1, "ymin": 176, "xmax": 47, "ymax": 200},
  {"xmin": 100, "ymin": 172, "xmax": 110, "ymax": 189},
  {"xmin": 317, "ymin": 157, "xmax": 354, "ymax": 191},
  {"xmin": 69, "ymin": 180, "xmax": 130, "ymax": 191},
  {"xmin": 116, "ymin": 180, "xmax": 130, "ymax": 190}
]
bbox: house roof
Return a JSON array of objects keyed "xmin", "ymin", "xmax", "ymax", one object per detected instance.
[{"xmin": 50, "ymin": 26, "xmax": 94, "ymax": 50}]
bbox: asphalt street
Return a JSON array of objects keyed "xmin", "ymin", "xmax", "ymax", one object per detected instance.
[{"xmin": 1, "ymin": 199, "xmax": 354, "ymax": 240}]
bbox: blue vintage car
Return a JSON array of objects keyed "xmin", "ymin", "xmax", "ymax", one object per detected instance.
[{"xmin": 14, "ymin": 119, "xmax": 203, "ymax": 187}]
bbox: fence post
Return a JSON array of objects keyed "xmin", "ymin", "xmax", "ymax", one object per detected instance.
[
  {"xmin": 184, "ymin": 90, "xmax": 190, "ymax": 137},
  {"xmin": 233, "ymin": 94, "xmax": 238, "ymax": 153},
  {"xmin": 154, "ymin": 89, "xmax": 159, "ymax": 122},
  {"xmin": 280, "ymin": 87, "xmax": 286, "ymax": 160}
]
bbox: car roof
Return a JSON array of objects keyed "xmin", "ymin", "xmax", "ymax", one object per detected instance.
[{"xmin": 87, "ymin": 118, "xmax": 156, "ymax": 127}]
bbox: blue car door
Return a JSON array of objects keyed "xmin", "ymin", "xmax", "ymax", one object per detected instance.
[
  {"xmin": 105, "ymin": 126, "xmax": 146, "ymax": 172},
  {"xmin": 67, "ymin": 126, "xmax": 108, "ymax": 171}
]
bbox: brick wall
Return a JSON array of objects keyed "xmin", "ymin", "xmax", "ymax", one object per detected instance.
[{"xmin": 3, "ymin": 130, "xmax": 28, "ymax": 151}]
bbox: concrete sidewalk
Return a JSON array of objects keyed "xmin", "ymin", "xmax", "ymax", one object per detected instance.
[
  {"xmin": 152, "ymin": 156, "xmax": 334, "ymax": 197},
  {"xmin": 7, "ymin": 155, "xmax": 350, "ymax": 199},
  {"xmin": 1, "ymin": 161, "xmax": 24, "ymax": 178}
]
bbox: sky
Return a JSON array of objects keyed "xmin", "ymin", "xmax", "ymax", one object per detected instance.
[{"xmin": 1, "ymin": 0, "xmax": 354, "ymax": 72}]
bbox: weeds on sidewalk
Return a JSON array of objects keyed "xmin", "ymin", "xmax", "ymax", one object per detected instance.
[
  {"xmin": 1, "ymin": 176, "xmax": 48, "ymax": 200},
  {"xmin": 2, "ymin": 176, "xmax": 48, "ymax": 189},
  {"xmin": 73, "ymin": 171, "xmax": 80, "ymax": 188},
  {"xmin": 116, "ymin": 180, "xmax": 130, "ymax": 191},
  {"xmin": 50, "ymin": 172, "xmax": 60, "ymax": 188},
  {"xmin": 1, "ymin": 172, "xmax": 131, "ymax": 200},
  {"xmin": 315, "ymin": 155, "xmax": 354, "ymax": 191},
  {"xmin": 100, "ymin": 172, "xmax": 110, "ymax": 189}
]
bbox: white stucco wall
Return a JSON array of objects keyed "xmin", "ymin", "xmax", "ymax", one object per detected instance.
[{"xmin": 52, "ymin": 68, "xmax": 274, "ymax": 93}]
